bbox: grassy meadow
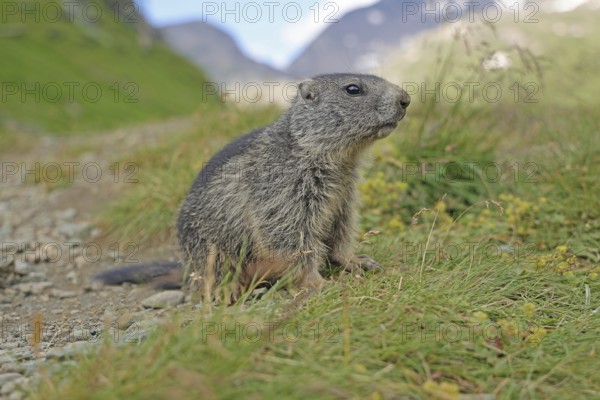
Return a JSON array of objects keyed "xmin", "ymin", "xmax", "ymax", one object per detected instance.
[
  {"xmin": 0, "ymin": 0, "xmax": 209, "ymax": 151},
  {"xmin": 6, "ymin": 4, "xmax": 599, "ymax": 400}
]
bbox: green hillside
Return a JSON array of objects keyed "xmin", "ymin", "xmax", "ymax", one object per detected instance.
[
  {"xmin": 384, "ymin": 6, "xmax": 600, "ymax": 112},
  {"xmin": 0, "ymin": 0, "xmax": 209, "ymax": 146}
]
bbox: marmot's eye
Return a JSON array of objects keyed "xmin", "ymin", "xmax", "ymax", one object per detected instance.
[{"xmin": 345, "ymin": 84, "xmax": 361, "ymax": 95}]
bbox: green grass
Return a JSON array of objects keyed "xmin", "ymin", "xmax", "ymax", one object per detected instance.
[
  {"xmin": 0, "ymin": 0, "xmax": 210, "ymax": 150},
  {"xmin": 43, "ymin": 92, "xmax": 600, "ymax": 398},
  {"xmin": 37, "ymin": 244, "xmax": 600, "ymax": 399},
  {"xmin": 29, "ymin": 6, "xmax": 600, "ymax": 400}
]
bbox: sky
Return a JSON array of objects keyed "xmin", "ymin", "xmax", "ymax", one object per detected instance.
[
  {"xmin": 138, "ymin": 0, "xmax": 380, "ymax": 69},
  {"xmin": 551, "ymin": 0, "xmax": 592, "ymax": 11},
  {"xmin": 138, "ymin": 0, "xmax": 592, "ymax": 69}
]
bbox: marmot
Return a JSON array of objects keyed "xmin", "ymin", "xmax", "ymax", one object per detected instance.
[{"xmin": 96, "ymin": 73, "xmax": 410, "ymax": 298}]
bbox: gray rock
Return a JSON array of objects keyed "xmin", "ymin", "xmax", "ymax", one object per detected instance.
[
  {"xmin": 0, "ymin": 373, "xmax": 23, "ymax": 386},
  {"xmin": 65, "ymin": 271, "xmax": 79, "ymax": 284},
  {"xmin": 141, "ymin": 291, "xmax": 185, "ymax": 309},
  {"xmin": 9, "ymin": 391, "xmax": 25, "ymax": 400},
  {"xmin": 0, "ymin": 223, "xmax": 13, "ymax": 238},
  {"xmin": 13, "ymin": 260, "xmax": 31, "ymax": 275},
  {"xmin": 45, "ymin": 341, "xmax": 96, "ymax": 360},
  {"xmin": 2, "ymin": 361, "xmax": 38, "ymax": 375},
  {"xmin": 0, "ymin": 254, "xmax": 14, "ymax": 270},
  {"xmin": 55, "ymin": 208, "xmax": 77, "ymax": 220},
  {"xmin": 1, "ymin": 381, "xmax": 17, "ymax": 395},
  {"xmin": 14, "ymin": 282, "xmax": 52, "ymax": 295},
  {"xmin": 20, "ymin": 240, "xmax": 35, "ymax": 251},
  {"xmin": 73, "ymin": 255, "xmax": 89, "ymax": 269},
  {"xmin": 23, "ymin": 253, "xmax": 39, "ymax": 264},
  {"xmin": 55, "ymin": 222, "xmax": 90, "ymax": 238},
  {"xmin": 0, "ymin": 354, "xmax": 15, "ymax": 366},
  {"xmin": 65, "ymin": 243, "xmax": 81, "ymax": 255},
  {"xmin": 0, "ymin": 363, "xmax": 19, "ymax": 373},
  {"xmin": 50, "ymin": 289, "xmax": 77, "ymax": 299},
  {"xmin": 39, "ymin": 342, "xmax": 51, "ymax": 351},
  {"xmin": 39, "ymin": 244, "xmax": 62, "ymax": 263},
  {"xmin": 12, "ymin": 348, "xmax": 33, "ymax": 361},
  {"xmin": 27, "ymin": 272, "xmax": 47, "ymax": 280}
]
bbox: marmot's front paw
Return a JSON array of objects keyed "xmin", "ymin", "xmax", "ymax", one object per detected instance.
[{"xmin": 344, "ymin": 255, "xmax": 381, "ymax": 273}]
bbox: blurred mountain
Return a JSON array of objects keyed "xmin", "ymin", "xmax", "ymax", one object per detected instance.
[
  {"xmin": 380, "ymin": 1, "xmax": 600, "ymax": 110},
  {"xmin": 158, "ymin": 21, "xmax": 290, "ymax": 83},
  {"xmin": 285, "ymin": 0, "xmax": 495, "ymax": 78}
]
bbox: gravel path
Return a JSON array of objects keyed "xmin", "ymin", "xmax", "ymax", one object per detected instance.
[{"xmin": 0, "ymin": 117, "xmax": 197, "ymax": 399}]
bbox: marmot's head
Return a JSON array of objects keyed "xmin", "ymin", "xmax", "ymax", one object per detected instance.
[{"xmin": 289, "ymin": 74, "xmax": 410, "ymax": 153}]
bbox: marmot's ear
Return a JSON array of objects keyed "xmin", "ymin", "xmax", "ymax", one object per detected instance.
[{"xmin": 298, "ymin": 79, "xmax": 319, "ymax": 103}]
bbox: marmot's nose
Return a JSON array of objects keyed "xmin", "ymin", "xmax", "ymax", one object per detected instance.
[{"xmin": 399, "ymin": 89, "xmax": 411, "ymax": 109}]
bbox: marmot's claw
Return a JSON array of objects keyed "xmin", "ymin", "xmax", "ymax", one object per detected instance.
[{"xmin": 344, "ymin": 254, "xmax": 381, "ymax": 273}]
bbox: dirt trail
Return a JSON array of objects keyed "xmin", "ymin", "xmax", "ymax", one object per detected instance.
[{"xmin": 0, "ymin": 116, "xmax": 197, "ymax": 398}]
